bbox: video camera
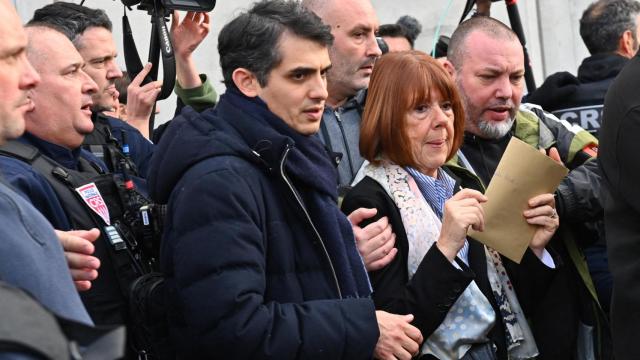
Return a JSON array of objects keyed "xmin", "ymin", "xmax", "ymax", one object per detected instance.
[
  {"xmin": 119, "ymin": 0, "xmax": 216, "ymax": 136},
  {"xmin": 121, "ymin": 0, "xmax": 216, "ymax": 13}
]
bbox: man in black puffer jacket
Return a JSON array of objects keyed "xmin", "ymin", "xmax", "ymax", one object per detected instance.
[
  {"xmin": 525, "ymin": 0, "xmax": 640, "ymax": 316},
  {"xmin": 147, "ymin": 1, "xmax": 423, "ymax": 358}
]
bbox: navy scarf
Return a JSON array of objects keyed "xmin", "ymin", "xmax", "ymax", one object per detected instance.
[{"xmin": 225, "ymin": 90, "xmax": 371, "ymax": 298}]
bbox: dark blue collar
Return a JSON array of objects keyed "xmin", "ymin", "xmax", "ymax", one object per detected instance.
[
  {"xmin": 222, "ymin": 89, "xmax": 338, "ymax": 199},
  {"xmin": 19, "ymin": 132, "xmax": 83, "ymax": 170}
]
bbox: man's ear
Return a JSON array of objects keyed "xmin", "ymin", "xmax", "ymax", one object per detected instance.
[
  {"xmin": 232, "ymin": 68, "xmax": 260, "ymax": 97},
  {"xmin": 618, "ymin": 30, "xmax": 636, "ymax": 58},
  {"xmin": 441, "ymin": 59, "xmax": 457, "ymax": 79}
]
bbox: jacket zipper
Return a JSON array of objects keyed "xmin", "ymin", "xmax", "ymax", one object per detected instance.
[
  {"xmin": 279, "ymin": 145, "xmax": 343, "ymax": 299},
  {"xmin": 334, "ymin": 110, "xmax": 356, "ymax": 183}
]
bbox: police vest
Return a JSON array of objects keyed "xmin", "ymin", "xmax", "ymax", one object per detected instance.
[
  {"xmin": 0, "ymin": 141, "xmax": 157, "ymax": 324},
  {"xmin": 83, "ymin": 112, "xmax": 140, "ymax": 177},
  {"xmin": 550, "ymin": 77, "xmax": 614, "ymax": 139}
]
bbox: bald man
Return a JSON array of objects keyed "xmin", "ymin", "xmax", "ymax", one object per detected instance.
[
  {"xmin": 303, "ymin": 0, "xmax": 381, "ymax": 191},
  {"xmin": 302, "ymin": 0, "xmax": 400, "ymax": 279}
]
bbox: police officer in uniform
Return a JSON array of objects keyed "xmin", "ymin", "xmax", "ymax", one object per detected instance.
[
  {"xmin": 0, "ymin": 25, "xmax": 155, "ymax": 357},
  {"xmin": 526, "ymin": 0, "xmax": 640, "ymax": 139},
  {"xmin": 29, "ymin": 2, "xmax": 218, "ymax": 178}
]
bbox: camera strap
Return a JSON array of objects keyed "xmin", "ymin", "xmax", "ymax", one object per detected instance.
[{"xmin": 122, "ymin": 7, "xmax": 176, "ymax": 133}]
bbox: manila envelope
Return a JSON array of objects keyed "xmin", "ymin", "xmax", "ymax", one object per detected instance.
[{"xmin": 468, "ymin": 137, "xmax": 568, "ymax": 263}]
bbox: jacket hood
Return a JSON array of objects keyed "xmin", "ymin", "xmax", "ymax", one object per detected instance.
[
  {"xmin": 577, "ymin": 53, "xmax": 627, "ymax": 82},
  {"xmin": 148, "ymin": 93, "xmax": 294, "ymax": 204}
]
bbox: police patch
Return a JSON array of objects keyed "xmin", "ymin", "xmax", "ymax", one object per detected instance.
[
  {"xmin": 75, "ymin": 183, "xmax": 110, "ymax": 225},
  {"xmin": 552, "ymin": 104, "xmax": 603, "ymax": 134}
]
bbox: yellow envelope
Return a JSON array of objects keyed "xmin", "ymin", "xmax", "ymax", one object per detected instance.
[{"xmin": 467, "ymin": 137, "xmax": 568, "ymax": 263}]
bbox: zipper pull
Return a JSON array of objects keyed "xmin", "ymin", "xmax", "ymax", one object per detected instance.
[{"xmin": 334, "ymin": 109, "xmax": 342, "ymax": 122}]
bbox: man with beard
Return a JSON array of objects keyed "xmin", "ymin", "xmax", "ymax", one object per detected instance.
[{"xmin": 442, "ymin": 16, "xmax": 609, "ymax": 359}]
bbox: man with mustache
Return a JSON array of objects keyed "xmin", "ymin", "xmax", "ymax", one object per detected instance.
[{"xmin": 443, "ymin": 16, "xmax": 608, "ymax": 359}]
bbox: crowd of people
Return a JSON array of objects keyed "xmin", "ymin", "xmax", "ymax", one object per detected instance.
[{"xmin": 0, "ymin": 0, "xmax": 639, "ymax": 359}]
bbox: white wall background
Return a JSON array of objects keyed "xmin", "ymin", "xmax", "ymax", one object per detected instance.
[{"xmin": 13, "ymin": 0, "xmax": 596, "ymax": 125}]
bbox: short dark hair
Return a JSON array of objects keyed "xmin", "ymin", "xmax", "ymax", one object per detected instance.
[
  {"xmin": 379, "ymin": 16, "xmax": 423, "ymax": 49},
  {"xmin": 28, "ymin": 2, "xmax": 112, "ymax": 48},
  {"xmin": 397, "ymin": 15, "xmax": 422, "ymax": 48},
  {"xmin": 378, "ymin": 24, "xmax": 412, "ymax": 46},
  {"xmin": 448, "ymin": 16, "xmax": 518, "ymax": 70},
  {"xmin": 218, "ymin": 0, "xmax": 333, "ymax": 89},
  {"xmin": 580, "ymin": 0, "xmax": 640, "ymax": 54}
]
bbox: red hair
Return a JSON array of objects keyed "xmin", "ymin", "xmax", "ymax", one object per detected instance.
[{"xmin": 360, "ymin": 50, "xmax": 465, "ymax": 167}]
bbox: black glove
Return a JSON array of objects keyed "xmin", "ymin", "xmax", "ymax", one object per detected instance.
[{"xmin": 524, "ymin": 71, "xmax": 580, "ymax": 111}]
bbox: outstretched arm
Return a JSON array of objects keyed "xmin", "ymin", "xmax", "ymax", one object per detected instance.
[{"xmin": 172, "ymin": 11, "xmax": 210, "ymax": 90}]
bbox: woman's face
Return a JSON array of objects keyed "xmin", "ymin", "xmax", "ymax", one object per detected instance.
[{"xmin": 405, "ymin": 89, "xmax": 455, "ymax": 177}]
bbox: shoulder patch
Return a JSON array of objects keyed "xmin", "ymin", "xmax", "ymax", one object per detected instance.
[
  {"xmin": 75, "ymin": 183, "xmax": 110, "ymax": 225},
  {"xmin": 582, "ymin": 144, "xmax": 598, "ymax": 157}
]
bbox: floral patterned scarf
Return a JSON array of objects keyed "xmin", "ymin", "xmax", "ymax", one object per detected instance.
[{"xmin": 363, "ymin": 162, "xmax": 538, "ymax": 359}]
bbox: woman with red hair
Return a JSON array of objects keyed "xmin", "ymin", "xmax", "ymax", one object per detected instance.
[{"xmin": 342, "ymin": 51, "xmax": 559, "ymax": 360}]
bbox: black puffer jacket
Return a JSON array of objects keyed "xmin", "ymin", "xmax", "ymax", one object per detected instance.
[
  {"xmin": 525, "ymin": 53, "xmax": 628, "ymax": 138},
  {"xmin": 600, "ymin": 52, "xmax": 640, "ymax": 360},
  {"xmin": 147, "ymin": 92, "xmax": 378, "ymax": 359}
]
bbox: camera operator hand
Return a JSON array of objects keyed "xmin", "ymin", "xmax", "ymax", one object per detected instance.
[
  {"xmin": 171, "ymin": 11, "xmax": 211, "ymax": 89},
  {"xmin": 126, "ymin": 63, "xmax": 162, "ymax": 139}
]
